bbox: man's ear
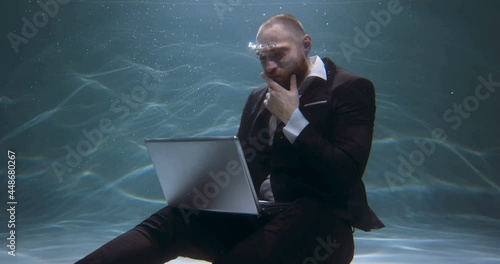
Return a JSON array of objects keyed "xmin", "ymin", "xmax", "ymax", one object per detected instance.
[{"xmin": 303, "ymin": 34, "xmax": 312, "ymax": 55}]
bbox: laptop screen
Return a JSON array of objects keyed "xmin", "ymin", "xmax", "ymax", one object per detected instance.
[{"xmin": 145, "ymin": 137, "xmax": 260, "ymax": 215}]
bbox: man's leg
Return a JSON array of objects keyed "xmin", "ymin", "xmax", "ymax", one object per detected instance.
[
  {"xmin": 76, "ymin": 206, "xmax": 196, "ymax": 263},
  {"xmin": 214, "ymin": 197, "xmax": 354, "ymax": 264},
  {"xmin": 76, "ymin": 206, "xmax": 262, "ymax": 264}
]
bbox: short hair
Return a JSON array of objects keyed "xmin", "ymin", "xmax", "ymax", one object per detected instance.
[{"xmin": 260, "ymin": 14, "xmax": 306, "ymax": 40}]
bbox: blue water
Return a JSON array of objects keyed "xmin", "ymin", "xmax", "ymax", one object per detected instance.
[{"xmin": 1, "ymin": 0, "xmax": 499, "ymax": 263}]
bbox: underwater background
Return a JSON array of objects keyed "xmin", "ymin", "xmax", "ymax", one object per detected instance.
[{"xmin": 1, "ymin": 0, "xmax": 499, "ymax": 263}]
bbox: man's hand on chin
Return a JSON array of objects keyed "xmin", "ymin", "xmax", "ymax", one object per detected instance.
[{"xmin": 260, "ymin": 73, "xmax": 300, "ymax": 124}]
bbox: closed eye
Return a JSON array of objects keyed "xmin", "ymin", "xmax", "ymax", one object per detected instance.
[{"xmin": 257, "ymin": 48, "xmax": 287, "ymax": 63}]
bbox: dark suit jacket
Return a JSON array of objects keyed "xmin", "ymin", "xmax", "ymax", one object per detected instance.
[{"xmin": 237, "ymin": 58, "xmax": 384, "ymax": 231}]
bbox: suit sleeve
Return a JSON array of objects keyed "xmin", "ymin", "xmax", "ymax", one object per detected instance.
[
  {"xmin": 293, "ymin": 78, "xmax": 376, "ymax": 191},
  {"xmin": 236, "ymin": 91, "xmax": 255, "ymax": 142},
  {"xmin": 237, "ymin": 89, "xmax": 271, "ymax": 191}
]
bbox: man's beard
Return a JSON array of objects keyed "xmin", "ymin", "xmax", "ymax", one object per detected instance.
[
  {"xmin": 277, "ymin": 63, "xmax": 309, "ymax": 89},
  {"xmin": 274, "ymin": 77, "xmax": 291, "ymax": 89},
  {"xmin": 272, "ymin": 71, "xmax": 296, "ymax": 90},
  {"xmin": 268, "ymin": 57, "xmax": 309, "ymax": 89}
]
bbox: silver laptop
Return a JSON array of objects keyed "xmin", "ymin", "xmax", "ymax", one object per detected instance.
[{"xmin": 145, "ymin": 136, "xmax": 285, "ymax": 215}]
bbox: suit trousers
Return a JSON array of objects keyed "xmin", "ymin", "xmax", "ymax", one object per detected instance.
[{"xmin": 76, "ymin": 197, "xmax": 354, "ymax": 264}]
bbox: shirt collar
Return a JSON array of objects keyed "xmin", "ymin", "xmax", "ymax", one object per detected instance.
[
  {"xmin": 308, "ymin": 55, "xmax": 327, "ymax": 80},
  {"xmin": 299, "ymin": 55, "xmax": 327, "ymax": 94}
]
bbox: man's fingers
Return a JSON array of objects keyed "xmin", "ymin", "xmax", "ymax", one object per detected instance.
[
  {"xmin": 260, "ymin": 72, "xmax": 275, "ymax": 86},
  {"xmin": 260, "ymin": 72, "xmax": 281, "ymax": 91},
  {"xmin": 289, "ymin": 74, "xmax": 297, "ymax": 93}
]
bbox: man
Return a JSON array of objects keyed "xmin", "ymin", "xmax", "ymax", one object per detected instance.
[{"xmin": 77, "ymin": 14, "xmax": 384, "ymax": 264}]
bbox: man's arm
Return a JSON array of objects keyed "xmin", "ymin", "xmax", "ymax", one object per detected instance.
[
  {"xmin": 293, "ymin": 78, "xmax": 376, "ymax": 191},
  {"xmin": 237, "ymin": 89, "xmax": 272, "ymax": 192}
]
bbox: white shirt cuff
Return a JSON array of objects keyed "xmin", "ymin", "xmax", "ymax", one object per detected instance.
[{"xmin": 283, "ymin": 108, "xmax": 309, "ymax": 144}]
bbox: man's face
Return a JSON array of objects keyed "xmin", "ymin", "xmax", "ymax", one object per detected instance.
[{"xmin": 256, "ymin": 23, "xmax": 309, "ymax": 88}]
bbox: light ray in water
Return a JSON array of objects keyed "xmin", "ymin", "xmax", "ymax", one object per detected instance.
[{"xmin": 0, "ymin": 82, "xmax": 95, "ymax": 144}]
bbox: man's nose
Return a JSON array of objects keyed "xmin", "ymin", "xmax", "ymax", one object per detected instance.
[{"xmin": 264, "ymin": 60, "xmax": 278, "ymax": 73}]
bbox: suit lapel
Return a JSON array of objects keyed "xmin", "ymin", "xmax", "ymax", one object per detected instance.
[{"xmin": 299, "ymin": 58, "xmax": 337, "ymax": 108}]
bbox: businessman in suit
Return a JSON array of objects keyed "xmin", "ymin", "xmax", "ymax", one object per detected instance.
[{"xmin": 77, "ymin": 13, "xmax": 383, "ymax": 264}]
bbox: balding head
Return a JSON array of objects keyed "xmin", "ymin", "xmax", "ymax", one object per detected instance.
[{"xmin": 258, "ymin": 14, "xmax": 306, "ymax": 42}]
